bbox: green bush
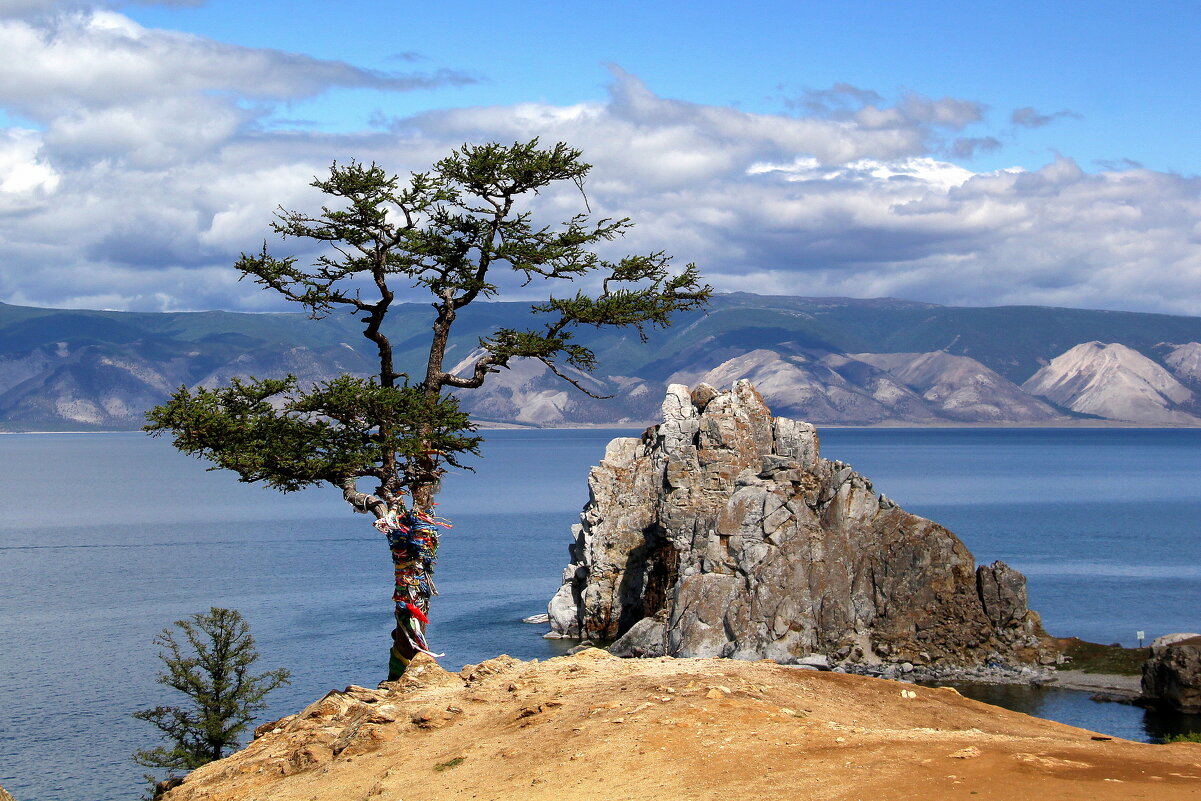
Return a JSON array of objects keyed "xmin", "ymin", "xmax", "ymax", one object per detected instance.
[{"xmin": 133, "ymin": 608, "xmax": 290, "ymax": 791}]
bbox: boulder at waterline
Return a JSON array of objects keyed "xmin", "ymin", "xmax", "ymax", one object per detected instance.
[{"xmin": 1142, "ymin": 633, "xmax": 1201, "ymax": 714}]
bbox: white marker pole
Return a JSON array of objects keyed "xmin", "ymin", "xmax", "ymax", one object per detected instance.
[{"xmin": 1137, "ymin": 630, "xmax": 1145, "ymax": 648}]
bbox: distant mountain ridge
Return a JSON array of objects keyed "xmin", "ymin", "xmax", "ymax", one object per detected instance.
[{"xmin": 4, "ymin": 294, "xmax": 1201, "ymax": 429}]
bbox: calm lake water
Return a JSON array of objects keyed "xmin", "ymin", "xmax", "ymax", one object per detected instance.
[{"xmin": 2, "ymin": 428, "xmax": 1200, "ymax": 801}]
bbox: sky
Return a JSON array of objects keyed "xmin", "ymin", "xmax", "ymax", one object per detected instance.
[{"xmin": 0, "ymin": 0, "xmax": 1199, "ymax": 315}]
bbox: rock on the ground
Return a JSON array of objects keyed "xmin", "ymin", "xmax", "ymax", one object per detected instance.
[
  {"xmin": 1142, "ymin": 632, "xmax": 1201, "ymax": 713},
  {"xmin": 548, "ymin": 380, "xmax": 1051, "ymax": 670}
]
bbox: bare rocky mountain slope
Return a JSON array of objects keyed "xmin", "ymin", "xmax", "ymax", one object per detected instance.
[
  {"xmin": 155, "ymin": 650, "xmax": 1201, "ymax": 801},
  {"xmin": 1023, "ymin": 341, "xmax": 1200, "ymax": 424},
  {"xmin": 7, "ymin": 294, "xmax": 1201, "ymax": 428},
  {"xmin": 548, "ymin": 381, "xmax": 1051, "ymax": 674}
]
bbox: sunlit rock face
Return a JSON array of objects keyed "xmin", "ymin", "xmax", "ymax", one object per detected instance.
[
  {"xmin": 548, "ymin": 380, "xmax": 1050, "ymax": 670},
  {"xmin": 1023, "ymin": 341, "xmax": 1199, "ymax": 424}
]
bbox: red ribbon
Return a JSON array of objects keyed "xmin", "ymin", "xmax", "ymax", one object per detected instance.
[{"xmin": 405, "ymin": 602, "xmax": 429, "ymax": 625}]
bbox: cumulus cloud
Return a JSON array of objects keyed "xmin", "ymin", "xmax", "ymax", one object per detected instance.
[
  {"xmin": 785, "ymin": 82, "xmax": 987, "ymax": 159},
  {"xmin": 1, "ymin": 41, "xmax": 1199, "ymax": 318},
  {"xmin": 0, "ymin": 11, "xmax": 473, "ymax": 123},
  {"xmin": 0, "ymin": 8, "xmax": 473, "ymax": 175}
]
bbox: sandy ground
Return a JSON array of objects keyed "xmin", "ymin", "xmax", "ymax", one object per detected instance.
[{"xmin": 165, "ymin": 650, "xmax": 1201, "ymax": 801}]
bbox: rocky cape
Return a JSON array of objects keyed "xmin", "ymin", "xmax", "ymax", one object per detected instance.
[
  {"xmin": 152, "ymin": 650, "xmax": 1201, "ymax": 801},
  {"xmin": 548, "ymin": 381, "xmax": 1053, "ymax": 678}
]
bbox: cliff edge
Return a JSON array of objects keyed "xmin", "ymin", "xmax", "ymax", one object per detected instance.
[
  {"xmin": 548, "ymin": 381, "xmax": 1052, "ymax": 674},
  {"xmin": 157, "ymin": 650, "xmax": 1201, "ymax": 801}
]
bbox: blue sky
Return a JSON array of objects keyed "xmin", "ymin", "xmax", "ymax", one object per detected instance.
[
  {"xmin": 124, "ymin": 0, "xmax": 1201, "ymax": 174},
  {"xmin": 0, "ymin": 0, "xmax": 1199, "ymax": 314}
]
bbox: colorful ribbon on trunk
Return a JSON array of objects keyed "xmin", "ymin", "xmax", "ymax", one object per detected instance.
[{"xmin": 375, "ymin": 506, "xmax": 452, "ymax": 680}]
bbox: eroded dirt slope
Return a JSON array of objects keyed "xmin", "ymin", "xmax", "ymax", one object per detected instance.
[{"xmin": 164, "ymin": 650, "xmax": 1201, "ymax": 801}]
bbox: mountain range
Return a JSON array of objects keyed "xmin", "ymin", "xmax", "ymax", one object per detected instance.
[{"xmin": 5, "ymin": 293, "xmax": 1201, "ymax": 430}]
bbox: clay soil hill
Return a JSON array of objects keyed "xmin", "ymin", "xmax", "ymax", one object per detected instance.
[{"xmin": 161, "ymin": 649, "xmax": 1201, "ymax": 801}]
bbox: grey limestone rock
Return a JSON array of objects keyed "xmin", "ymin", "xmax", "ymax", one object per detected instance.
[
  {"xmin": 1141, "ymin": 633, "xmax": 1201, "ymax": 713},
  {"xmin": 608, "ymin": 616, "xmax": 668, "ymax": 658},
  {"xmin": 547, "ymin": 380, "xmax": 1051, "ymax": 670}
]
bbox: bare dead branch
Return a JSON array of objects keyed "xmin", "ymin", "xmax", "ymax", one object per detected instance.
[{"xmin": 538, "ymin": 358, "xmax": 614, "ymax": 399}]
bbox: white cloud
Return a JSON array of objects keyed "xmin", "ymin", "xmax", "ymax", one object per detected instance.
[
  {"xmin": 0, "ymin": 35, "xmax": 1199, "ymax": 318},
  {"xmin": 0, "ymin": 10, "xmax": 473, "ymax": 123},
  {"xmin": 0, "ymin": 129, "xmax": 58, "ymax": 198},
  {"xmin": 0, "ymin": 0, "xmax": 202, "ymax": 17}
]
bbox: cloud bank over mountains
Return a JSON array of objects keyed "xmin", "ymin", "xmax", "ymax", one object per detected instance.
[{"xmin": 0, "ymin": 4, "xmax": 1198, "ymax": 315}]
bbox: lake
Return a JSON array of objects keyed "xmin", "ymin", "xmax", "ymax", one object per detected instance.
[{"xmin": 1, "ymin": 427, "xmax": 1200, "ymax": 801}]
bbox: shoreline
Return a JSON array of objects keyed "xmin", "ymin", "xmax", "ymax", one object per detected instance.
[
  {"xmin": 1045, "ymin": 669, "xmax": 1142, "ymax": 697},
  {"xmin": 7, "ymin": 421, "xmax": 1201, "ymax": 435},
  {"xmin": 839, "ymin": 660, "xmax": 1145, "ymax": 701}
]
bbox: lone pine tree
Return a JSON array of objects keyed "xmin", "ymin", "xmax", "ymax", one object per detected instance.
[{"xmin": 146, "ymin": 139, "xmax": 710, "ymax": 679}]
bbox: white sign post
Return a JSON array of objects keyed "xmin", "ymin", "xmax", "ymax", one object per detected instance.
[{"xmin": 1137, "ymin": 630, "xmax": 1145, "ymax": 648}]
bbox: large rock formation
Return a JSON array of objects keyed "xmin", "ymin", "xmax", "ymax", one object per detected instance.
[
  {"xmin": 1141, "ymin": 633, "xmax": 1201, "ymax": 714},
  {"xmin": 548, "ymin": 381, "xmax": 1050, "ymax": 671}
]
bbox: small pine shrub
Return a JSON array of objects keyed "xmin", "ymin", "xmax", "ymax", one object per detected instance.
[{"xmin": 133, "ymin": 608, "xmax": 290, "ymax": 791}]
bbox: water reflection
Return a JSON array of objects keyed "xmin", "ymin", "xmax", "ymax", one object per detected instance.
[{"xmin": 926, "ymin": 682, "xmax": 1201, "ymax": 743}]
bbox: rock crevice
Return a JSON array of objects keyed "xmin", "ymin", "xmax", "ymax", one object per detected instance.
[{"xmin": 548, "ymin": 381, "xmax": 1050, "ymax": 670}]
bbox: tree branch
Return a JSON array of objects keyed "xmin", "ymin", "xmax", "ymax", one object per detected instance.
[
  {"xmin": 538, "ymin": 358, "xmax": 614, "ymax": 399},
  {"xmin": 438, "ymin": 352, "xmax": 505, "ymax": 389},
  {"xmin": 339, "ymin": 477, "xmax": 387, "ymax": 517}
]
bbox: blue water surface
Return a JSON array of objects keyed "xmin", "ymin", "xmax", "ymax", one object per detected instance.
[
  {"xmin": 818, "ymin": 428, "xmax": 1201, "ymax": 646},
  {"xmin": 1, "ymin": 428, "xmax": 1200, "ymax": 801}
]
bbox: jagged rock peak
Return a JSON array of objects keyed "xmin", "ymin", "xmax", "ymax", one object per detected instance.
[{"xmin": 548, "ymin": 380, "xmax": 1050, "ymax": 671}]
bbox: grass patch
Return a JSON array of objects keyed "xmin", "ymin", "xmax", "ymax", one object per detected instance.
[
  {"xmin": 1164, "ymin": 732, "xmax": 1201, "ymax": 744},
  {"xmin": 1056, "ymin": 638, "xmax": 1148, "ymax": 676},
  {"xmin": 433, "ymin": 757, "xmax": 466, "ymax": 772}
]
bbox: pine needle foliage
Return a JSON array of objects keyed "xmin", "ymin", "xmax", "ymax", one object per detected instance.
[
  {"xmin": 132, "ymin": 608, "xmax": 290, "ymax": 783},
  {"xmin": 145, "ymin": 138, "xmax": 709, "ymax": 511}
]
